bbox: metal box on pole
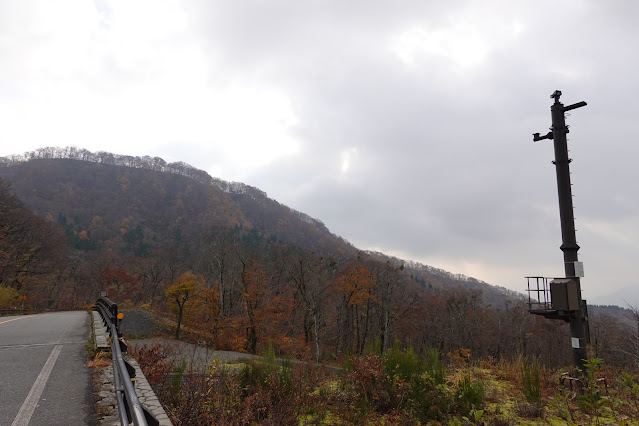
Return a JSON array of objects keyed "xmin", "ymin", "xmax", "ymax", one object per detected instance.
[{"xmin": 550, "ymin": 279, "xmax": 579, "ymax": 311}]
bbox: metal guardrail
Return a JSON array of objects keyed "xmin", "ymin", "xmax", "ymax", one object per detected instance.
[
  {"xmin": 0, "ymin": 308, "xmax": 26, "ymax": 316},
  {"xmin": 94, "ymin": 297, "xmax": 159, "ymax": 426}
]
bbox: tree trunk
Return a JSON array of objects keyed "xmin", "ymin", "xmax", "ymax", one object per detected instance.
[
  {"xmin": 382, "ymin": 308, "xmax": 389, "ymax": 354},
  {"xmin": 175, "ymin": 303, "xmax": 184, "ymax": 339},
  {"xmin": 312, "ymin": 307, "xmax": 321, "ymax": 362}
]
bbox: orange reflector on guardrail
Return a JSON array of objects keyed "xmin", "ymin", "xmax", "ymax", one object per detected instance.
[{"xmin": 117, "ymin": 313, "xmax": 124, "ymax": 319}]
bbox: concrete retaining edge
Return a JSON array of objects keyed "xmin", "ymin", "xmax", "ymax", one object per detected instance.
[{"xmin": 91, "ymin": 311, "xmax": 173, "ymax": 426}]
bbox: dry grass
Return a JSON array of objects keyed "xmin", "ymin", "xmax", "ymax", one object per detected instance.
[{"xmin": 87, "ymin": 350, "xmax": 112, "ymax": 368}]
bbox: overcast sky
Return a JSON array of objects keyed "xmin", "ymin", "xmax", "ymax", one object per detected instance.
[{"xmin": 1, "ymin": 0, "xmax": 637, "ymax": 304}]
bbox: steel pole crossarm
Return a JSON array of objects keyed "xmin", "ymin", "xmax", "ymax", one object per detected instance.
[{"xmin": 563, "ymin": 101, "xmax": 587, "ymax": 112}]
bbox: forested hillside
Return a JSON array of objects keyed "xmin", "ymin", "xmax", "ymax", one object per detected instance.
[
  {"xmin": 0, "ymin": 148, "xmax": 636, "ymax": 372},
  {"xmin": 0, "ymin": 150, "xmax": 345, "ymax": 255}
]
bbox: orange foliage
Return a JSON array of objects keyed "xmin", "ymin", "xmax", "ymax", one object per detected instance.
[
  {"xmin": 336, "ymin": 264, "xmax": 378, "ymax": 306},
  {"xmin": 89, "ymin": 215, "xmax": 103, "ymax": 229},
  {"xmin": 99, "ymin": 266, "xmax": 138, "ymax": 300},
  {"xmin": 238, "ymin": 261, "xmax": 296, "ymax": 354},
  {"xmin": 216, "ymin": 318, "xmax": 248, "ymax": 352},
  {"xmin": 447, "ymin": 348, "xmax": 472, "ymax": 365}
]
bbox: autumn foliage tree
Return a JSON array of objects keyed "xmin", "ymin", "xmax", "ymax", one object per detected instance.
[
  {"xmin": 234, "ymin": 235, "xmax": 295, "ymax": 354},
  {"xmin": 239, "ymin": 262, "xmax": 268, "ymax": 354},
  {"xmin": 335, "ymin": 262, "xmax": 378, "ymax": 355},
  {"xmin": 166, "ymin": 273, "xmax": 204, "ymax": 339},
  {"xmin": 370, "ymin": 261, "xmax": 411, "ymax": 354},
  {"xmin": 0, "ymin": 285, "xmax": 20, "ymax": 309},
  {"xmin": 99, "ymin": 266, "xmax": 138, "ymax": 302},
  {"xmin": 287, "ymin": 248, "xmax": 334, "ymax": 362}
]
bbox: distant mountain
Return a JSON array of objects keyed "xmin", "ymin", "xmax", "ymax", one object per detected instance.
[
  {"xmin": 365, "ymin": 251, "xmax": 522, "ymax": 307},
  {"xmin": 0, "ymin": 147, "xmax": 512, "ymax": 302},
  {"xmin": 590, "ymin": 285, "xmax": 639, "ymax": 308}
]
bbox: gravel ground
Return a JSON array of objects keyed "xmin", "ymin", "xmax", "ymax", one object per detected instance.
[
  {"xmin": 118, "ymin": 310, "xmax": 172, "ymax": 338},
  {"xmin": 118, "ymin": 310, "xmax": 261, "ymax": 369},
  {"xmin": 129, "ymin": 338, "xmax": 261, "ymax": 370}
]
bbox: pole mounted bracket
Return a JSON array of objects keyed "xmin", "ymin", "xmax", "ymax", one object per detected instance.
[{"xmin": 533, "ymin": 131, "xmax": 553, "ymax": 142}]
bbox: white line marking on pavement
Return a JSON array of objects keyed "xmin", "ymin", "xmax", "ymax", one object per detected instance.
[
  {"xmin": 0, "ymin": 341, "xmax": 84, "ymax": 350},
  {"xmin": 11, "ymin": 344, "xmax": 63, "ymax": 426}
]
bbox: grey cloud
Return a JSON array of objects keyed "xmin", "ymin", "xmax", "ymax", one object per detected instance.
[
  {"xmin": 230, "ymin": 0, "xmax": 639, "ymax": 298},
  {"xmin": 2, "ymin": 0, "xmax": 637, "ymax": 300}
]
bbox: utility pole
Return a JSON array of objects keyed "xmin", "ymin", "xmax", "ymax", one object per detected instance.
[{"xmin": 530, "ymin": 90, "xmax": 590, "ymax": 372}]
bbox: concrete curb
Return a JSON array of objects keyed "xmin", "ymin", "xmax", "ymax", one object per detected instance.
[
  {"xmin": 129, "ymin": 358, "xmax": 172, "ymax": 425},
  {"xmin": 91, "ymin": 311, "xmax": 173, "ymax": 425},
  {"xmin": 92, "ymin": 311, "xmax": 109, "ymax": 350}
]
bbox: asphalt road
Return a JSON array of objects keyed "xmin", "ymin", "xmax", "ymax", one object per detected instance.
[{"xmin": 0, "ymin": 311, "xmax": 96, "ymax": 426}]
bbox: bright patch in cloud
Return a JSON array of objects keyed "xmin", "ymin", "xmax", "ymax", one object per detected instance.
[
  {"xmin": 340, "ymin": 147, "xmax": 358, "ymax": 174},
  {"xmin": 392, "ymin": 26, "xmax": 488, "ymax": 68},
  {"xmin": 390, "ymin": 15, "xmax": 526, "ymax": 69}
]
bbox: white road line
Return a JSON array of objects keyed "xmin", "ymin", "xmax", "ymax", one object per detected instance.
[
  {"xmin": 0, "ymin": 341, "xmax": 84, "ymax": 350},
  {"xmin": 11, "ymin": 344, "xmax": 63, "ymax": 426}
]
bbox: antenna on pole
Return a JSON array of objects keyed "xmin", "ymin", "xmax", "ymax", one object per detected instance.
[{"xmin": 526, "ymin": 90, "xmax": 590, "ymax": 373}]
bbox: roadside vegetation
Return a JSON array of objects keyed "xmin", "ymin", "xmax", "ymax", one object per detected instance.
[
  {"xmin": 134, "ymin": 340, "xmax": 639, "ymax": 425},
  {"xmin": 4, "ymin": 153, "xmax": 639, "ymax": 423}
]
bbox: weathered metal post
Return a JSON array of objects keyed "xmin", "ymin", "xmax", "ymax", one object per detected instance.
[{"xmin": 530, "ymin": 90, "xmax": 590, "ymax": 372}]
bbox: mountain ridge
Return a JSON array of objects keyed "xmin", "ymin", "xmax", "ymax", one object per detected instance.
[
  {"xmin": 0, "ymin": 146, "xmax": 331, "ymax": 234},
  {"xmin": 1, "ymin": 147, "xmax": 519, "ymax": 304},
  {"xmin": 1, "ymin": 147, "xmax": 632, "ymax": 369}
]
